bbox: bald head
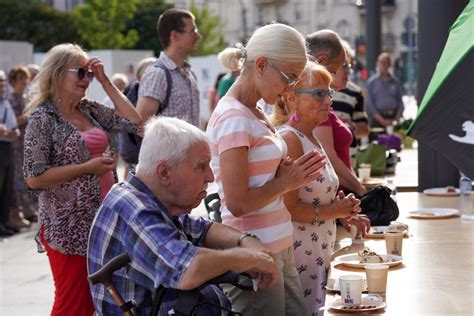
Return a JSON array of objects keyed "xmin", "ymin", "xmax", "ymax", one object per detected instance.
[{"xmin": 306, "ymin": 29, "xmax": 345, "ymax": 74}]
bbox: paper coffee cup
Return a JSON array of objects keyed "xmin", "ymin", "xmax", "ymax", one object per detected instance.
[
  {"xmin": 385, "ymin": 231, "xmax": 404, "ymax": 256},
  {"xmin": 365, "ymin": 264, "xmax": 389, "ymax": 293},
  {"xmin": 339, "ymin": 275, "xmax": 363, "ymax": 306},
  {"xmin": 358, "ymin": 167, "xmax": 371, "ymax": 182}
]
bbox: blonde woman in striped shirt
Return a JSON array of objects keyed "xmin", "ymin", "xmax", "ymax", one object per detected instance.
[{"xmin": 206, "ymin": 23, "xmax": 325, "ymax": 316}]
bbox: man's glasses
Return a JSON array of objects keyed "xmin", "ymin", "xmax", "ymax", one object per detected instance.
[
  {"xmin": 67, "ymin": 68, "xmax": 94, "ymax": 81},
  {"xmin": 267, "ymin": 60, "xmax": 299, "ymax": 87},
  {"xmin": 177, "ymin": 28, "xmax": 199, "ymax": 35},
  {"xmin": 294, "ymin": 89, "xmax": 335, "ymax": 101}
]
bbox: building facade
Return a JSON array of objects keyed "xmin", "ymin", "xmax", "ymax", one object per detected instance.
[{"xmin": 170, "ymin": 0, "xmax": 417, "ymax": 76}]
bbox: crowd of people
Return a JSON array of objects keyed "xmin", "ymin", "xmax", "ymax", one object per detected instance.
[{"xmin": 0, "ymin": 6, "xmax": 407, "ymax": 316}]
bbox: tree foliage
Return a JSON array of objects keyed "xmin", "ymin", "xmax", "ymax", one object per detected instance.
[
  {"xmin": 0, "ymin": 0, "xmax": 83, "ymax": 52},
  {"xmin": 125, "ymin": 0, "xmax": 172, "ymax": 56},
  {"xmin": 190, "ymin": 5, "xmax": 227, "ymax": 56},
  {"xmin": 73, "ymin": 0, "xmax": 139, "ymax": 49}
]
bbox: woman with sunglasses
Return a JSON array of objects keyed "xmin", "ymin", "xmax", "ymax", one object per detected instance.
[
  {"xmin": 272, "ymin": 61, "xmax": 368, "ymax": 315},
  {"xmin": 23, "ymin": 43, "xmax": 142, "ymax": 316},
  {"xmin": 207, "ymin": 23, "xmax": 326, "ymax": 315}
]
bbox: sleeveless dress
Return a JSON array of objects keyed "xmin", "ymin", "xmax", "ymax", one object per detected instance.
[
  {"xmin": 80, "ymin": 128, "xmax": 115, "ymax": 202},
  {"xmin": 279, "ymin": 124, "xmax": 340, "ymax": 316}
]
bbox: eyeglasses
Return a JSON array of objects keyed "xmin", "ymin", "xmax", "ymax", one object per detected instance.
[
  {"xmin": 267, "ymin": 60, "xmax": 299, "ymax": 87},
  {"xmin": 340, "ymin": 63, "xmax": 352, "ymax": 71},
  {"xmin": 67, "ymin": 68, "xmax": 94, "ymax": 81},
  {"xmin": 294, "ymin": 89, "xmax": 335, "ymax": 101},
  {"xmin": 177, "ymin": 28, "xmax": 199, "ymax": 35}
]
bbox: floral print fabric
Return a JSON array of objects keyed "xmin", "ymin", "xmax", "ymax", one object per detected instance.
[
  {"xmin": 279, "ymin": 125, "xmax": 339, "ymax": 316},
  {"xmin": 23, "ymin": 99, "xmax": 139, "ymax": 255}
]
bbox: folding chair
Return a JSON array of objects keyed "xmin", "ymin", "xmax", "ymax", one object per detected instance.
[{"xmin": 88, "ymin": 252, "xmax": 253, "ymax": 315}]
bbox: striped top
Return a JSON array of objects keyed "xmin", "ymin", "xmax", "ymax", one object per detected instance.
[{"xmin": 206, "ymin": 96, "xmax": 293, "ymax": 254}]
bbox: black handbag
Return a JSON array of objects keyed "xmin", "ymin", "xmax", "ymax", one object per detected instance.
[{"xmin": 360, "ymin": 186, "xmax": 399, "ymax": 226}]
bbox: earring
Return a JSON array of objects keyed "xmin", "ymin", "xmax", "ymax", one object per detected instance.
[
  {"xmin": 290, "ymin": 114, "xmax": 300, "ymax": 123},
  {"xmin": 258, "ymin": 73, "xmax": 262, "ymax": 79}
]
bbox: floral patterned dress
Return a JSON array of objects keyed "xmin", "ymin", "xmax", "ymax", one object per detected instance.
[{"xmin": 279, "ymin": 125, "xmax": 339, "ymax": 316}]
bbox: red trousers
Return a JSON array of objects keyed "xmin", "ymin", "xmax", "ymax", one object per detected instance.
[{"xmin": 41, "ymin": 229, "xmax": 95, "ymax": 316}]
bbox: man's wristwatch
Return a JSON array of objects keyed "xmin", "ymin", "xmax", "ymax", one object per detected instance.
[{"xmin": 237, "ymin": 232, "xmax": 261, "ymax": 247}]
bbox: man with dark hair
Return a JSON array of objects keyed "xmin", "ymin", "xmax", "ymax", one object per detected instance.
[
  {"xmin": 306, "ymin": 29, "xmax": 345, "ymax": 74},
  {"xmin": 365, "ymin": 52, "xmax": 404, "ymax": 128},
  {"xmin": 137, "ymin": 9, "xmax": 201, "ymax": 127}
]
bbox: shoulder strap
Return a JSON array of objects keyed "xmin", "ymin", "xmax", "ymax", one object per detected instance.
[{"xmin": 154, "ymin": 63, "xmax": 172, "ymax": 114}]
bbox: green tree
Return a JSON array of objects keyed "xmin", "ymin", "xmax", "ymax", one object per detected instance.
[
  {"xmin": 73, "ymin": 0, "xmax": 139, "ymax": 49},
  {"xmin": 125, "ymin": 0, "xmax": 172, "ymax": 56},
  {"xmin": 190, "ymin": 5, "xmax": 227, "ymax": 56},
  {"xmin": 0, "ymin": 0, "xmax": 83, "ymax": 52}
]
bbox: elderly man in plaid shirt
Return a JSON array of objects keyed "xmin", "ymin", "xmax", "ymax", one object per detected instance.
[{"xmin": 88, "ymin": 117, "xmax": 277, "ymax": 315}]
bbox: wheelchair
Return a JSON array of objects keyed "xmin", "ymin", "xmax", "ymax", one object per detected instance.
[{"xmin": 88, "ymin": 253, "xmax": 253, "ymax": 315}]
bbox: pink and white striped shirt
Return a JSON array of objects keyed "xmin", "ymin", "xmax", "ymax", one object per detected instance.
[{"xmin": 206, "ymin": 96, "xmax": 293, "ymax": 254}]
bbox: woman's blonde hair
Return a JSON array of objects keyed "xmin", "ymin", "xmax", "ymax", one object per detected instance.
[
  {"xmin": 218, "ymin": 23, "xmax": 307, "ymax": 73},
  {"xmin": 25, "ymin": 43, "xmax": 88, "ymax": 116},
  {"xmin": 272, "ymin": 61, "xmax": 331, "ymax": 126}
]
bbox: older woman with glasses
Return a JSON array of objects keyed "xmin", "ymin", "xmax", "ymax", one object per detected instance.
[
  {"xmin": 23, "ymin": 43, "xmax": 142, "ymax": 315},
  {"xmin": 207, "ymin": 23, "xmax": 326, "ymax": 315},
  {"xmin": 272, "ymin": 61, "xmax": 369, "ymax": 315}
]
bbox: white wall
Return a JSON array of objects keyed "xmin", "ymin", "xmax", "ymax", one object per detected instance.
[
  {"xmin": 0, "ymin": 40, "xmax": 33, "ymax": 73},
  {"xmin": 188, "ymin": 54, "xmax": 227, "ymax": 123}
]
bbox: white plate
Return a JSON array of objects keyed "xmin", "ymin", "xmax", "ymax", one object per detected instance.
[
  {"xmin": 423, "ymin": 187, "xmax": 460, "ymax": 197},
  {"xmin": 329, "ymin": 298, "xmax": 386, "ymax": 312},
  {"xmin": 335, "ymin": 254, "xmax": 403, "ymax": 268},
  {"xmin": 367, "ymin": 226, "xmax": 409, "ymax": 238},
  {"xmin": 326, "ymin": 277, "xmax": 368, "ymax": 292},
  {"xmin": 408, "ymin": 208, "xmax": 459, "ymax": 219}
]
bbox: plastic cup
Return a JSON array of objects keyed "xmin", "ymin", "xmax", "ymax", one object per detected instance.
[
  {"xmin": 365, "ymin": 264, "xmax": 389, "ymax": 293},
  {"xmin": 358, "ymin": 167, "xmax": 371, "ymax": 182},
  {"xmin": 384, "ymin": 231, "xmax": 404, "ymax": 256},
  {"xmin": 339, "ymin": 275, "xmax": 363, "ymax": 306}
]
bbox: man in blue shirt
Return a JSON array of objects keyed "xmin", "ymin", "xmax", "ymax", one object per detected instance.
[
  {"xmin": 88, "ymin": 117, "xmax": 277, "ymax": 315},
  {"xmin": 365, "ymin": 52, "xmax": 405, "ymax": 128}
]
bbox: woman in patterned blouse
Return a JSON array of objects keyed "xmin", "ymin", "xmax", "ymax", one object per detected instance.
[
  {"xmin": 272, "ymin": 61, "xmax": 370, "ymax": 315},
  {"xmin": 23, "ymin": 43, "xmax": 142, "ymax": 316}
]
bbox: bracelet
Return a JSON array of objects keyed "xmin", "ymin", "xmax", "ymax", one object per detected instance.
[
  {"xmin": 237, "ymin": 232, "xmax": 261, "ymax": 247},
  {"xmin": 311, "ymin": 206, "xmax": 320, "ymax": 225}
]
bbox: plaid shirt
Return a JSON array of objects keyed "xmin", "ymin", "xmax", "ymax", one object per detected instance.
[
  {"xmin": 88, "ymin": 173, "xmax": 231, "ymax": 315},
  {"xmin": 138, "ymin": 52, "xmax": 200, "ymax": 127}
]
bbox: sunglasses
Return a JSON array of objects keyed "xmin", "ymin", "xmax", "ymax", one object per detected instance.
[
  {"xmin": 67, "ymin": 67, "xmax": 94, "ymax": 81},
  {"xmin": 294, "ymin": 89, "xmax": 335, "ymax": 101},
  {"xmin": 267, "ymin": 60, "xmax": 299, "ymax": 87}
]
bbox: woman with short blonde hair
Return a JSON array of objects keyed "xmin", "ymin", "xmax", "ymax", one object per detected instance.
[{"xmin": 207, "ymin": 23, "xmax": 326, "ymax": 315}]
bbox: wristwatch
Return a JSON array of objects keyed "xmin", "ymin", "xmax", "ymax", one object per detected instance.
[{"xmin": 237, "ymin": 232, "xmax": 261, "ymax": 247}]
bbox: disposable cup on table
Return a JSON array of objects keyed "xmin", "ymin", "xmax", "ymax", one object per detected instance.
[
  {"xmin": 364, "ymin": 264, "xmax": 389, "ymax": 294},
  {"xmin": 384, "ymin": 231, "xmax": 404, "ymax": 256},
  {"xmin": 339, "ymin": 275, "xmax": 363, "ymax": 306},
  {"xmin": 358, "ymin": 167, "xmax": 371, "ymax": 182}
]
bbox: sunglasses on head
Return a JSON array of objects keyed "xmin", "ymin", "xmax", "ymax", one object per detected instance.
[
  {"xmin": 294, "ymin": 89, "xmax": 335, "ymax": 101},
  {"xmin": 67, "ymin": 67, "xmax": 94, "ymax": 81}
]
